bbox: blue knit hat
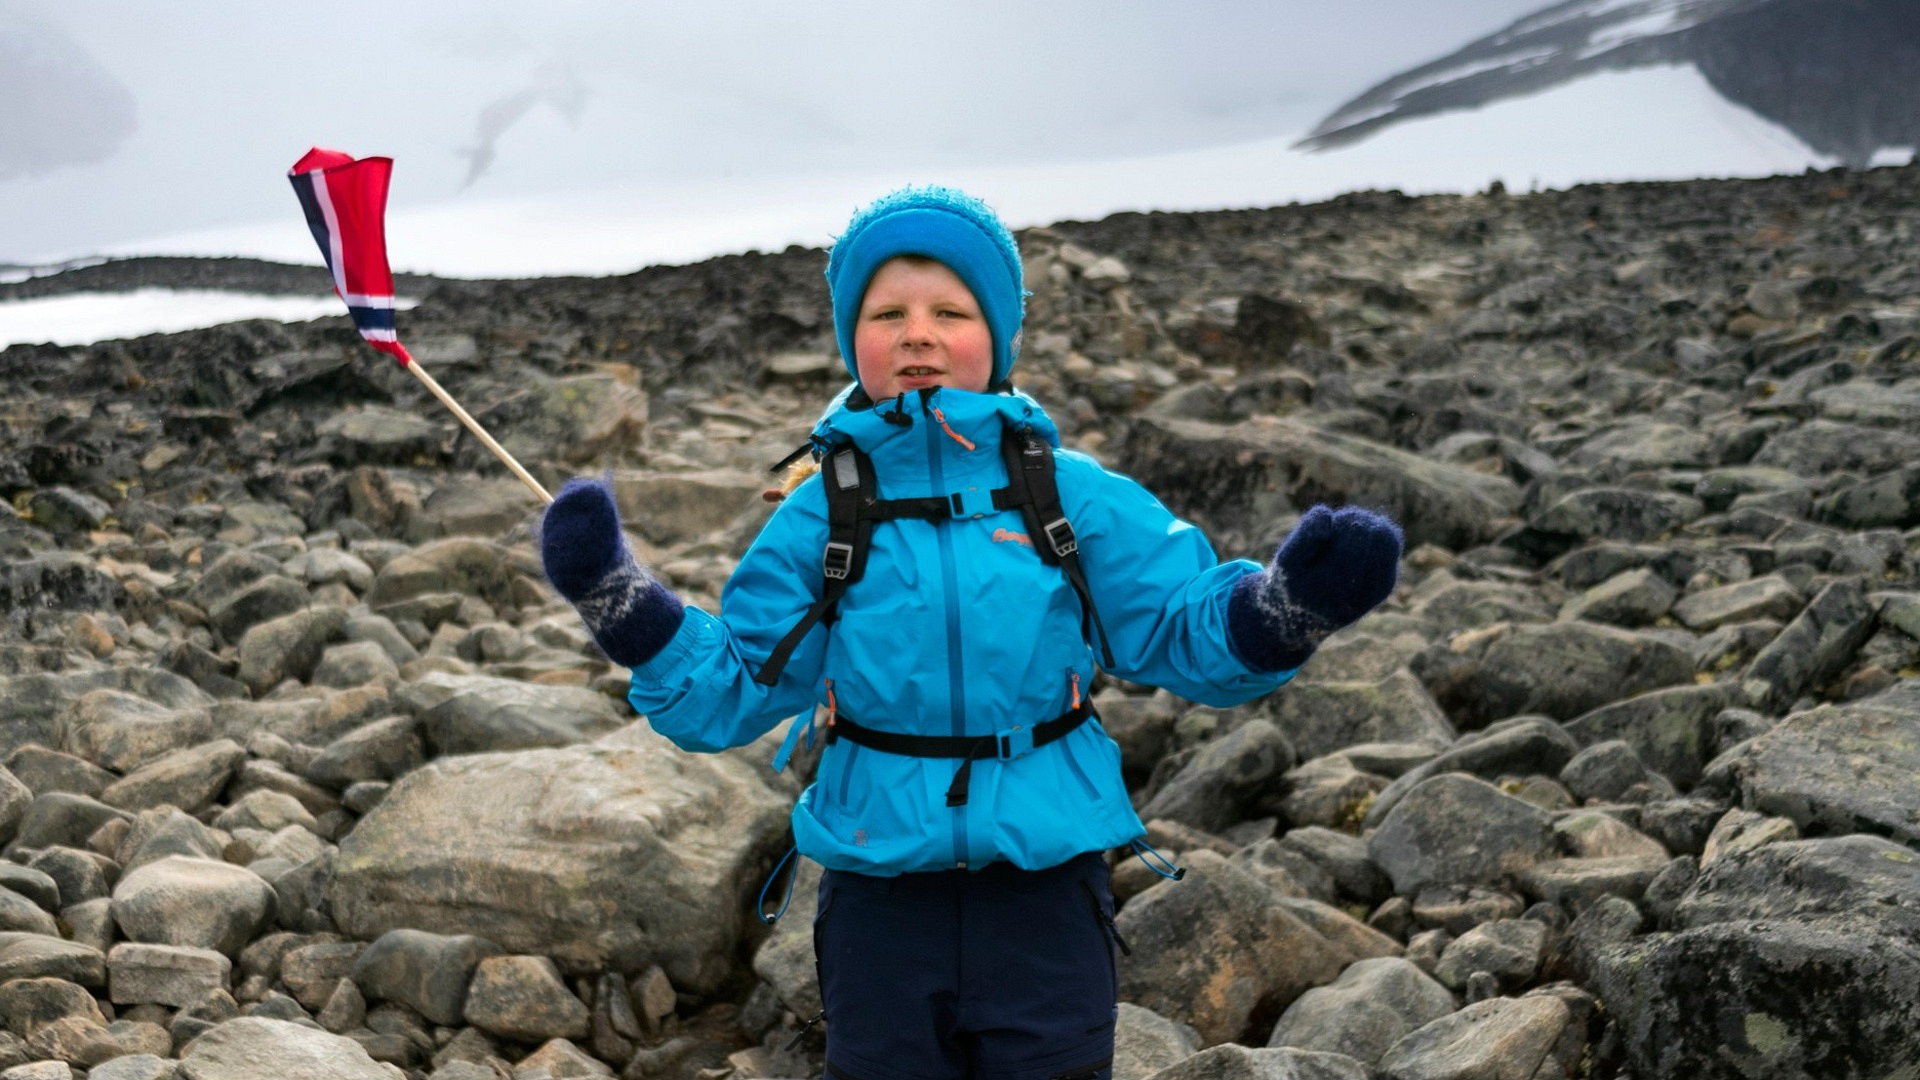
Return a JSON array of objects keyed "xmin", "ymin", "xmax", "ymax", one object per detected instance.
[{"xmin": 826, "ymin": 186, "xmax": 1026, "ymax": 391}]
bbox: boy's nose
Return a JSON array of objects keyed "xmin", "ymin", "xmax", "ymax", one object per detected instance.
[{"xmin": 901, "ymin": 314, "xmax": 936, "ymax": 345}]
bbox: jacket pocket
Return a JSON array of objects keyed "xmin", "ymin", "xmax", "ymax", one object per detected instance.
[
  {"xmin": 1060, "ymin": 738, "xmax": 1104, "ymax": 803},
  {"xmin": 834, "ymin": 744, "xmax": 862, "ymax": 810},
  {"xmin": 1080, "ymin": 877, "xmax": 1125, "ymax": 1006}
]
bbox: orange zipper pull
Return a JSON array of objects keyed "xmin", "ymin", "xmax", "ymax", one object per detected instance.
[
  {"xmin": 824, "ymin": 678, "xmax": 837, "ymax": 728},
  {"xmin": 931, "ymin": 407, "xmax": 976, "ymax": 451},
  {"xmin": 1070, "ymin": 672, "xmax": 1082, "ymax": 710}
]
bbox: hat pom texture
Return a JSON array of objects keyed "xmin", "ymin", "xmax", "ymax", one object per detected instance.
[{"xmin": 827, "ymin": 186, "xmax": 1027, "ymax": 390}]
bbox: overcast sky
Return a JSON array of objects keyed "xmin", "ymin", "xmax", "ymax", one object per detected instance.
[{"xmin": 2, "ymin": 1, "xmax": 1836, "ymax": 274}]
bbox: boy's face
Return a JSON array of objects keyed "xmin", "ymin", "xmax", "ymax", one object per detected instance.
[{"xmin": 853, "ymin": 257, "xmax": 993, "ymax": 401}]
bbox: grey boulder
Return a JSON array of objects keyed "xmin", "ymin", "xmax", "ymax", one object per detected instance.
[
  {"xmin": 1114, "ymin": 850, "xmax": 1346, "ymax": 1047},
  {"xmin": 330, "ymin": 725, "xmax": 788, "ymax": 994},
  {"xmin": 109, "ymin": 857, "xmax": 276, "ymax": 958},
  {"xmin": 1137, "ymin": 1044, "xmax": 1370, "ymax": 1080},
  {"xmin": 54, "ymin": 690, "xmax": 212, "ymax": 774},
  {"xmin": 1137, "ymin": 720, "xmax": 1294, "ymax": 834},
  {"xmin": 1267, "ymin": 957, "xmax": 1455, "ymax": 1066},
  {"xmin": 177, "ymin": 1016, "xmax": 399, "ymax": 1080},
  {"xmin": 1265, "ymin": 670, "xmax": 1455, "ymax": 764},
  {"xmin": 349, "ymin": 928, "xmax": 503, "ymax": 1028},
  {"xmin": 1377, "ymin": 994, "xmax": 1571, "ymax": 1080},
  {"xmin": 1705, "ymin": 678, "xmax": 1920, "ymax": 845},
  {"xmin": 1453, "ymin": 622, "xmax": 1694, "ymax": 726},
  {"xmin": 1114, "ymin": 1001, "xmax": 1199, "ymax": 1080},
  {"xmin": 1738, "ymin": 578, "xmax": 1875, "ymax": 714},
  {"xmin": 394, "ymin": 672, "xmax": 624, "ymax": 755},
  {"xmin": 461, "ymin": 955, "xmax": 588, "ymax": 1043},
  {"xmin": 1367, "ymin": 774, "xmax": 1555, "ymax": 896}
]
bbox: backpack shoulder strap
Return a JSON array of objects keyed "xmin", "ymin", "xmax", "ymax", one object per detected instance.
[
  {"xmin": 754, "ymin": 446, "xmax": 873, "ymax": 686},
  {"xmin": 994, "ymin": 420, "xmax": 1116, "ymax": 668}
]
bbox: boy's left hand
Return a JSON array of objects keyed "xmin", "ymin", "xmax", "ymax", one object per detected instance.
[{"xmin": 1227, "ymin": 505, "xmax": 1403, "ymax": 672}]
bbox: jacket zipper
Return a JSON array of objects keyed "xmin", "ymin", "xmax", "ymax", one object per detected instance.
[
  {"xmin": 924, "ymin": 389, "xmax": 970, "ymax": 869},
  {"xmin": 1060, "ymin": 669, "xmax": 1101, "ymax": 800}
]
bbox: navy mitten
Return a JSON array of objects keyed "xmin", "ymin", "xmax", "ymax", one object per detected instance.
[
  {"xmin": 539, "ymin": 477, "xmax": 686, "ymax": 668},
  {"xmin": 1228, "ymin": 505, "xmax": 1403, "ymax": 672}
]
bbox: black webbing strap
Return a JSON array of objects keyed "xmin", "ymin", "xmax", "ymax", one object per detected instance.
[
  {"xmin": 825, "ymin": 699, "xmax": 1096, "ymax": 806},
  {"xmin": 754, "ymin": 446, "xmax": 956, "ymax": 686},
  {"xmin": 864, "ymin": 495, "xmax": 954, "ymax": 521},
  {"xmin": 994, "ymin": 422, "xmax": 1116, "ymax": 668},
  {"xmin": 754, "ymin": 448, "xmax": 867, "ymax": 686},
  {"xmin": 756, "ymin": 421, "xmax": 1114, "ymax": 687}
]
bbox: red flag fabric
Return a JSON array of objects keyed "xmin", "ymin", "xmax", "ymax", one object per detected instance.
[{"xmin": 288, "ymin": 148, "xmax": 411, "ymax": 366}]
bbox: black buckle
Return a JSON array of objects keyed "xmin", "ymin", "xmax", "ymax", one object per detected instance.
[
  {"xmin": 823, "ymin": 541, "xmax": 854, "ymax": 580},
  {"xmin": 1043, "ymin": 518, "xmax": 1077, "ymax": 557}
]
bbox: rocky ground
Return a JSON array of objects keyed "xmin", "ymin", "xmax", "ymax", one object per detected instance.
[{"xmin": 3, "ymin": 162, "xmax": 1920, "ymax": 1080}]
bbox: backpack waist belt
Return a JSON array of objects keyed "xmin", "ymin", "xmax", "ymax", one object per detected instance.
[{"xmin": 825, "ymin": 699, "xmax": 1096, "ymax": 807}]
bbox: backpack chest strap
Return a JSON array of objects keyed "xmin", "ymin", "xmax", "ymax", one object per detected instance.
[{"xmin": 752, "ymin": 419, "xmax": 1115, "ymax": 688}]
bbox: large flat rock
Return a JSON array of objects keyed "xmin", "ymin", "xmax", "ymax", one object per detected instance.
[
  {"xmin": 1675, "ymin": 834, "xmax": 1920, "ymax": 938},
  {"xmin": 1592, "ymin": 919, "xmax": 1920, "ymax": 1080},
  {"xmin": 1438, "ymin": 621, "xmax": 1695, "ymax": 727},
  {"xmin": 1266, "ymin": 669, "xmax": 1455, "ymax": 763},
  {"xmin": 178, "ymin": 1016, "xmax": 398, "ymax": 1080},
  {"xmin": 0, "ymin": 669, "xmax": 211, "ymax": 758},
  {"xmin": 1113, "ymin": 416, "xmax": 1521, "ymax": 552},
  {"xmin": 1592, "ymin": 825, "xmax": 1920, "ymax": 1077},
  {"xmin": 394, "ymin": 672, "xmax": 626, "ymax": 755},
  {"xmin": 1706, "ymin": 678, "xmax": 1920, "ymax": 845},
  {"xmin": 329, "ymin": 724, "xmax": 789, "ymax": 994}
]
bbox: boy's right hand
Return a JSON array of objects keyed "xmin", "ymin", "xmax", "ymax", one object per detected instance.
[{"xmin": 540, "ymin": 477, "xmax": 686, "ymax": 667}]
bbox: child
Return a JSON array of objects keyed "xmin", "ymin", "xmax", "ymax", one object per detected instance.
[{"xmin": 539, "ymin": 187, "xmax": 1401, "ymax": 1080}]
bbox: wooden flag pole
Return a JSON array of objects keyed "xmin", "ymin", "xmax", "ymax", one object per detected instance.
[
  {"xmin": 287, "ymin": 149, "xmax": 552, "ymax": 505},
  {"xmin": 402, "ymin": 358, "xmax": 553, "ymax": 505}
]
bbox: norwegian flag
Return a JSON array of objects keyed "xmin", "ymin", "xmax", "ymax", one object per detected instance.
[{"xmin": 288, "ymin": 148, "xmax": 412, "ymax": 366}]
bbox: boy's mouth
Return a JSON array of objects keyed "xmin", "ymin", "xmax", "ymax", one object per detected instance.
[{"xmin": 897, "ymin": 365, "xmax": 944, "ymax": 381}]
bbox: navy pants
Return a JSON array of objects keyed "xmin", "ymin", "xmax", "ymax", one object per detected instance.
[{"xmin": 814, "ymin": 852, "xmax": 1119, "ymax": 1080}]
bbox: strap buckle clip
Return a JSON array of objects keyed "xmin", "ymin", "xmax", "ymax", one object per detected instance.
[
  {"xmin": 996, "ymin": 723, "xmax": 1035, "ymax": 761},
  {"xmin": 823, "ymin": 541, "xmax": 854, "ymax": 581},
  {"xmin": 1042, "ymin": 517, "xmax": 1077, "ymax": 558}
]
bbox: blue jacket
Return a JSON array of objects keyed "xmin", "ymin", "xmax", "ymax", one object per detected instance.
[{"xmin": 628, "ymin": 386, "xmax": 1294, "ymax": 875}]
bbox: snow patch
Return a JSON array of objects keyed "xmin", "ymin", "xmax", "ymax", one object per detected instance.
[
  {"xmin": 0, "ymin": 289, "xmax": 412, "ymax": 348},
  {"xmin": 1398, "ymin": 49, "xmax": 1561, "ymax": 98},
  {"xmin": 1580, "ymin": 9, "xmax": 1695, "ymax": 55},
  {"xmin": 1507, "ymin": 0, "xmax": 1687, "ymax": 41}
]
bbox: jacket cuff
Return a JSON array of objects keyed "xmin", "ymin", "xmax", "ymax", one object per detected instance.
[{"xmin": 628, "ymin": 603, "xmax": 711, "ymax": 681}]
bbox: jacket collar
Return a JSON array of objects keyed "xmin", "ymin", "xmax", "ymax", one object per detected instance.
[{"xmin": 811, "ymin": 384, "xmax": 1059, "ymax": 458}]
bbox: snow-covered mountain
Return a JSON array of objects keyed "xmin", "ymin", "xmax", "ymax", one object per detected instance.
[{"xmin": 1301, "ymin": 0, "xmax": 1919, "ymax": 168}]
